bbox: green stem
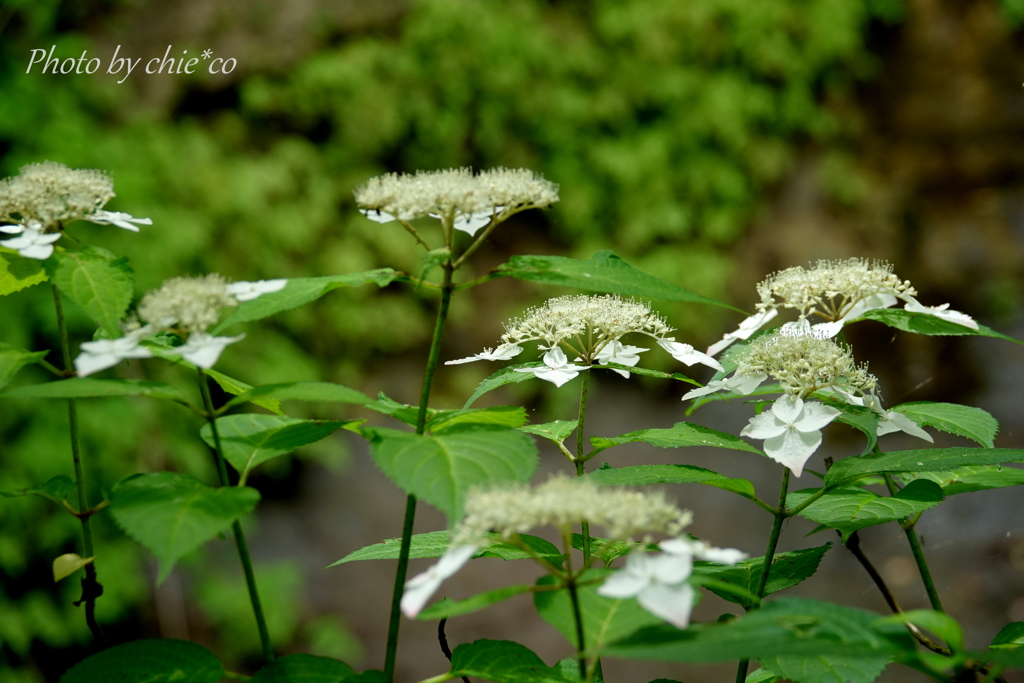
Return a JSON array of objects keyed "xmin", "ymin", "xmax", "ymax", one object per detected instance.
[
  {"xmin": 51, "ymin": 284, "xmax": 105, "ymax": 643},
  {"xmin": 575, "ymin": 369, "xmax": 592, "ymax": 566},
  {"xmin": 883, "ymin": 474, "xmax": 945, "ymax": 613},
  {"xmin": 385, "ymin": 264, "xmax": 455, "ymax": 682},
  {"xmin": 197, "ymin": 369, "xmax": 275, "ymax": 662},
  {"xmin": 735, "ymin": 467, "xmax": 791, "ymax": 683},
  {"xmin": 567, "ymin": 577, "xmax": 587, "ymax": 679}
]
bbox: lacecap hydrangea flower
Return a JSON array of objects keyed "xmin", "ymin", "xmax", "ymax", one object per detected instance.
[
  {"xmin": 707, "ymin": 258, "xmax": 977, "ymax": 356},
  {"xmin": 445, "ymin": 294, "xmax": 722, "ymax": 386},
  {"xmin": 73, "ymin": 275, "xmax": 286, "ymax": 376},
  {"xmin": 0, "ymin": 161, "xmax": 151, "ymax": 260},
  {"xmin": 402, "ymin": 476, "xmax": 745, "ymax": 628},
  {"xmin": 687, "ymin": 330, "xmax": 877, "ymax": 476},
  {"xmin": 355, "ymin": 167, "xmax": 559, "ymax": 236}
]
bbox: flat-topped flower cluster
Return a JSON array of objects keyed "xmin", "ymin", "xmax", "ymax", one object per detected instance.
[
  {"xmin": 355, "ymin": 167, "xmax": 559, "ymax": 236},
  {"xmin": 447, "ymin": 294, "xmax": 722, "ymax": 386},
  {"xmin": 0, "ymin": 161, "xmax": 151, "ymax": 260}
]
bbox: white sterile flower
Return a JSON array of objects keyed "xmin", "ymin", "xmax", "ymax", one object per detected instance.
[
  {"xmin": 74, "ymin": 335, "xmax": 154, "ymax": 377},
  {"xmin": 0, "ymin": 222, "xmax": 26, "ymax": 234},
  {"xmin": 903, "ymin": 297, "xmax": 978, "ymax": 330},
  {"xmin": 226, "ymin": 279, "xmax": 288, "ymax": 302},
  {"xmin": 659, "ymin": 538, "xmax": 748, "ymax": 565},
  {"xmin": 514, "ymin": 347, "xmax": 588, "ymax": 387},
  {"xmin": 707, "ymin": 308, "xmax": 778, "ymax": 356},
  {"xmin": 430, "ymin": 208, "xmax": 504, "ymax": 236},
  {"xmin": 169, "ymin": 332, "xmax": 245, "ymax": 369},
  {"xmin": 445, "ymin": 344, "xmax": 523, "ymax": 365},
  {"xmin": 400, "ymin": 544, "xmax": 478, "ymax": 618},
  {"xmin": 594, "ymin": 340, "xmax": 648, "ymax": 378},
  {"xmin": 86, "ymin": 209, "xmax": 152, "ymax": 232},
  {"xmin": 855, "ymin": 393, "xmax": 933, "ymax": 443},
  {"xmin": 680, "ymin": 373, "xmax": 768, "ymax": 401},
  {"xmin": 841, "ymin": 292, "xmax": 898, "ymax": 323},
  {"xmin": 598, "ymin": 551, "xmax": 696, "ymax": 628},
  {"xmin": 0, "ymin": 224, "xmax": 61, "ymax": 260},
  {"xmin": 740, "ymin": 395, "xmax": 841, "ymax": 477},
  {"xmin": 657, "ymin": 339, "xmax": 724, "ymax": 372}
]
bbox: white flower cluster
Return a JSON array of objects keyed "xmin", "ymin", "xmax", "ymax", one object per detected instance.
[
  {"xmin": 355, "ymin": 167, "xmax": 559, "ymax": 236},
  {"xmin": 452, "ymin": 475, "xmax": 694, "ymax": 547},
  {"xmin": 401, "ymin": 476, "xmax": 746, "ymax": 628},
  {"xmin": 447, "ymin": 294, "xmax": 722, "ymax": 386},
  {"xmin": 734, "ymin": 330, "xmax": 876, "ymax": 398},
  {"xmin": 0, "ymin": 162, "xmax": 151, "ymax": 260},
  {"xmin": 74, "ymin": 276, "xmax": 286, "ymax": 376},
  {"xmin": 707, "ymin": 258, "xmax": 978, "ymax": 356}
]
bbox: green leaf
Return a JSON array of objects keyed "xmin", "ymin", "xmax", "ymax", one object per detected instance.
[
  {"xmin": 693, "ymin": 544, "xmax": 832, "ymax": 607},
  {"xmin": 222, "ymin": 381, "xmax": 371, "ymax": 412},
  {"xmin": 0, "ymin": 250, "xmax": 47, "ymax": 296},
  {"xmin": 365, "ymin": 425, "xmax": 537, "ymax": 523},
  {"xmin": 557, "ymin": 658, "xmax": 604, "ymax": 682},
  {"xmin": 464, "ymin": 363, "xmax": 545, "ymax": 409},
  {"xmin": 213, "ymin": 269, "xmax": 399, "ymax": 332},
  {"xmin": 588, "ymin": 422, "xmax": 763, "ymax": 457},
  {"xmin": 745, "ymin": 669, "xmax": 782, "ymax": 683},
  {"xmin": 1, "ymin": 377, "xmax": 191, "ymax": 404},
  {"xmin": 0, "ymin": 475, "xmax": 76, "ymax": 503},
  {"xmin": 110, "ymin": 472, "xmax": 260, "ymax": 582},
  {"xmin": 520, "ymin": 420, "xmax": 578, "ymax": 444},
  {"xmin": 250, "ymin": 654, "xmax": 355, "ymax": 683},
  {"xmin": 789, "ymin": 481, "xmax": 944, "ymax": 541},
  {"xmin": 570, "ymin": 534, "xmax": 659, "ymax": 566},
  {"xmin": 495, "ymin": 251, "xmax": 736, "ymax": 310},
  {"xmin": 418, "ymin": 584, "xmax": 534, "ymax": 620},
  {"xmin": 759, "ymin": 653, "xmax": 890, "ymax": 683},
  {"xmin": 891, "ymin": 402, "xmax": 999, "ymax": 447},
  {"xmin": 327, "ymin": 531, "xmax": 562, "ymax": 568},
  {"xmin": 450, "ymin": 639, "xmax": 569, "ymax": 683},
  {"xmin": 857, "ymin": 308, "xmax": 1023, "ymax": 345},
  {"xmin": 534, "ymin": 570, "xmax": 663, "ymax": 651},
  {"xmin": 823, "ymin": 448, "xmax": 1024, "ymax": 486},
  {"xmin": 427, "ymin": 406, "xmax": 530, "ymax": 433},
  {"xmin": 341, "ymin": 672, "xmax": 387, "ymax": 683},
  {"xmin": 205, "ymin": 369, "xmax": 282, "ymax": 416},
  {"xmin": 599, "ymin": 362, "xmax": 700, "ymax": 386},
  {"xmin": 901, "ymin": 465, "xmax": 1024, "ymax": 495},
  {"xmin": 200, "ymin": 415, "xmax": 352, "ymax": 484},
  {"xmin": 419, "ymin": 247, "xmax": 451, "ymax": 288},
  {"xmin": 0, "ymin": 343, "xmax": 48, "ymax": 390},
  {"xmin": 585, "ymin": 465, "xmax": 757, "ymax": 504},
  {"xmin": 59, "ymin": 638, "xmax": 224, "ymax": 683},
  {"xmin": 602, "ymin": 598, "xmax": 914, "ymax": 662},
  {"xmin": 990, "ymin": 622, "xmax": 1024, "ymax": 648},
  {"xmin": 878, "ymin": 610, "xmax": 964, "ymax": 652},
  {"xmin": 830, "ymin": 402, "xmax": 878, "ymax": 456},
  {"xmin": 49, "ymin": 247, "xmax": 134, "ymax": 336}
]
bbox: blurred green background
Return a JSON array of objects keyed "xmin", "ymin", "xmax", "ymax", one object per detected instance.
[{"xmin": 4, "ymin": 0, "xmax": 1024, "ymax": 681}]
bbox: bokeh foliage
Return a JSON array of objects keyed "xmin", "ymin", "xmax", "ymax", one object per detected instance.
[{"xmin": 0, "ymin": 0, "xmax": 940, "ymax": 678}]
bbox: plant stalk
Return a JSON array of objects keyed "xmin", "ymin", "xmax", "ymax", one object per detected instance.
[
  {"xmin": 575, "ymin": 369, "xmax": 592, "ymax": 566},
  {"xmin": 883, "ymin": 474, "xmax": 945, "ymax": 613},
  {"xmin": 384, "ymin": 264, "xmax": 455, "ymax": 682},
  {"xmin": 735, "ymin": 467, "xmax": 791, "ymax": 683},
  {"xmin": 197, "ymin": 369, "xmax": 275, "ymax": 662},
  {"xmin": 51, "ymin": 283, "xmax": 105, "ymax": 643}
]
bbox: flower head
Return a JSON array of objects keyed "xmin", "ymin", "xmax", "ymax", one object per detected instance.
[
  {"xmin": 597, "ymin": 537, "xmax": 746, "ymax": 628},
  {"xmin": 740, "ymin": 395, "xmax": 841, "ymax": 476},
  {"xmin": 355, "ymin": 167, "xmax": 558, "ymax": 236},
  {"xmin": 138, "ymin": 274, "xmax": 238, "ymax": 332},
  {"xmin": 452, "ymin": 475, "xmax": 693, "ymax": 547},
  {"xmin": 0, "ymin": 162, "xmax": 151, "ymax": 249},
  {"xmin": 447, "ymin": 294, "xmax": 718, "ymax": 385}
]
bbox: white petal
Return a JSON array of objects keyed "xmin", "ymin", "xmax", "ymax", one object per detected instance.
[
  {"xmin": 596, "ymin": 570, "xmax": 649, "ymax": 599},
  {"xmin": 400, "ymin": 544, "xmax": 477, "ymax": 618},
  {"xmin": 360, "ymin": 208, "xmax": 397, "ymax": 224},
  {"xmin": 19, "ymin": 243, "xmax": 55, "ymax": 259},
  {"xmin": 658, "ymin": 538, "xmax": 695, "ymax": 558},
  {"xmin": 842, "ymin": 293, "xmax": 897, "ymax": 322},
  {"xmin": 226, "ymin": 279, "xmax": 289, "ymax": 302},
  {"xmin": 691, "ymin": 544, "xmax": 747, "ymax": 565},
  {"xmin": 904, "ymin": 298, "xmax": 978, "ymax": 330},
  {"xmin": 452, "ymin": 212, "xmax": 492, "ymax": 236},
  {"xmin": 175, "ymin": 333, "xmax": 245, "ymax": 369},
  {"xmin": 680, "ymin": 379, "xmax": 729, "ymax": 401},
  {"xmin": 881, "ymin": 411, "xmax": 934, "ymax": 442},
  {"xmin": 770, "ymin": 395, "xmax": 803, "ymax": 423},
  {"xmin": 763, "ymin": 427, "xmax": 823, "ymax": 477},
  {"xmin": 646, "ymin": 553, "xmax": 693, "ymax": 585},
  {"xmin": 534, "ymin": 365, "xmax": 581, "ymax": 387},
  {"xmin": 74, "ymin": 351, "xmax": 121, "ymax": 377},
  {"xmin": 795, "ymin": 402, "xmax": 842, "ymax": 432},
  {"xmin": 727, "ymin": 373, "xmax": 768, "ymax": 395},
  {"xmin": 637, "ymin": 583, "xmax": 696, "ymax": 629},
  {"xmin": 740, "ymin": 412, "xmax": 789, "ymax": 439},
  {"xmin": 543, "ymin": 347, "xmax": 568, "ymax": 369},
  {"xmin": 658, "ymin": 339, "xmax": 725, "ymax": 371},
  {"xmin": 812, "ymin": 320, "xmax": 845, "ymax": 339},
  {"xmin": 0, "ymin": 223, "xmax": 24, "ymax": 234}
]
